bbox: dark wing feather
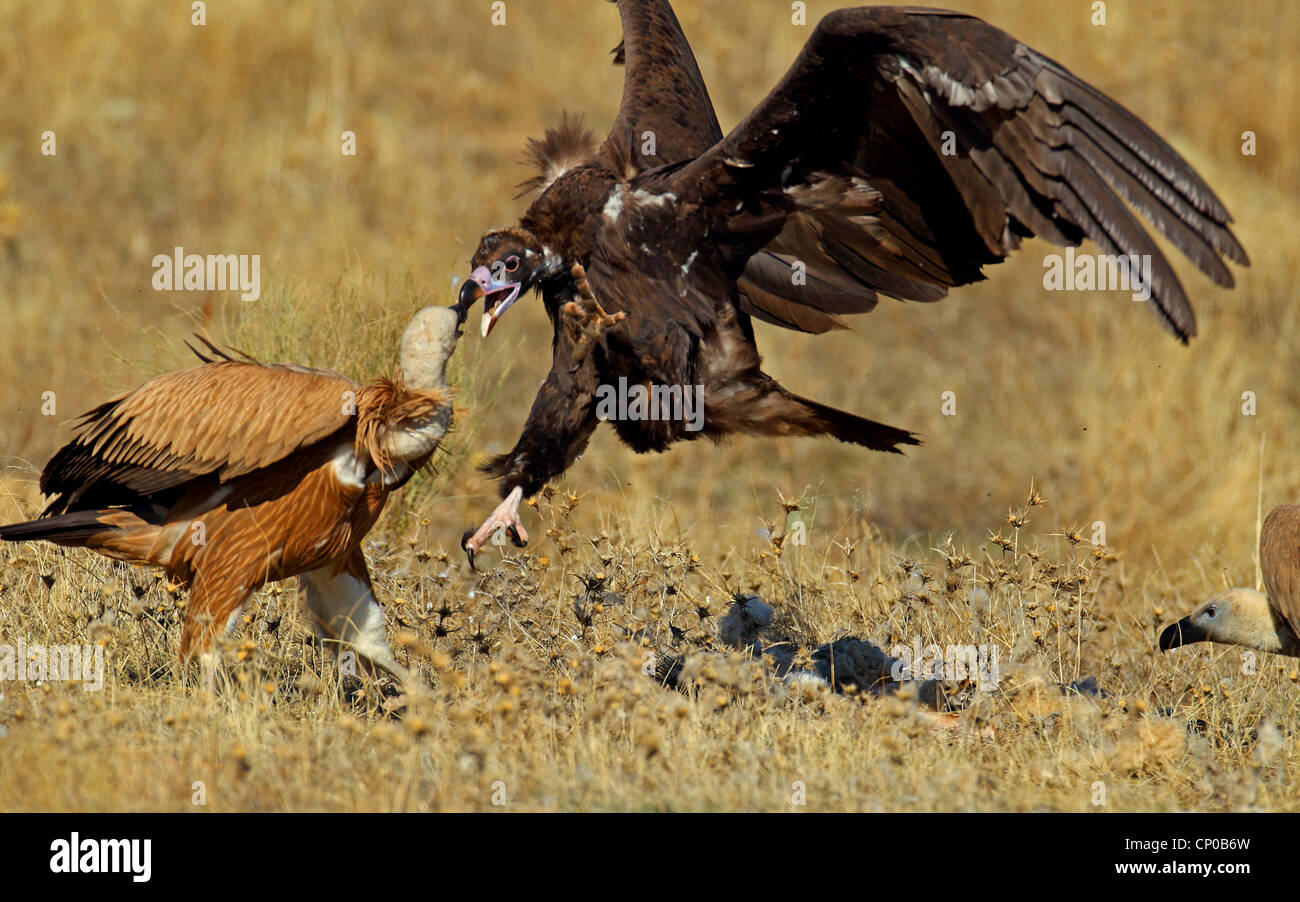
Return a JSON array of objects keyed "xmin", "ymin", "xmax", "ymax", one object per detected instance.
[
  {"xmin": 40, "ymin": 362, "xmax": 359, "ymax": 515},
  {"xmin": 604, "ymin": 0, "xmax": 881, "ymax": 332},
  {"xmin": 600, "ymin": 0, "xmax": 723, "ymax": 173},
  {"xmin": 663, "ymin": 7, "xmax": 1248, "ymax": 341}
]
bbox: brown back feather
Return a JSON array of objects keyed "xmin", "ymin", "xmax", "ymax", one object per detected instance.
[{"xmin": 41, "ymin": 362, "xmax": 360, "ymax": 513}]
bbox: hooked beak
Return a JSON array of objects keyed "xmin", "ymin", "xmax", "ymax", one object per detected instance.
[
  {"xmin": 455, "ymin": 278, "xmax": 482, "ymax": 326},
  {"xmin": 465, "ymin": 265, "xmax": 522, "ymax": 338},
  {"xmin": 1159, "ymin": 616, "xmax": 1208, "ymax": 652}
]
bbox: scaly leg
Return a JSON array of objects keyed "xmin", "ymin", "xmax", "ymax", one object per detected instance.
[
  {"xmin": 562, "ymin": 262, "xmax": 625, "ymax": 367},
  {"xmin": 461, "ymin": 485, "xmax": 528, "ymax": 569}
]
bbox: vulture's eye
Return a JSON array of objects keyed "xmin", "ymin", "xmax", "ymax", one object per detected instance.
[
  {"xmin": 1205, "ymin": 606, "xmax": 1218, "ymax": 620},
  {"xmin": 504, "ymin": 255, "xmax": 520, "ymax": 273}
]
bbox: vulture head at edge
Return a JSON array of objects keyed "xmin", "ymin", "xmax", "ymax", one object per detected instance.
[{"xmin": 1161, "ymin": 507, "xmax": 1300, "ymax": 660}]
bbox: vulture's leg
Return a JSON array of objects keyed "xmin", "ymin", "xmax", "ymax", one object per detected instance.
[
  {"xmin": 300, "ymin": 549, "xmax": 407, "ymax": 683},
  {"xmin": 563, "ymin": 262, "xmax": 625, "ymax": 366},
  {"xmin": 461, "ymin": 485, "xmax": 528, "ymax": 568},
  {"xmin": 178, "ymin": 568, "xmax": 256, "ymax": 690},
  {"xmin": 463, "ymin": 285, "xmax": 605, "ymax": 567}
]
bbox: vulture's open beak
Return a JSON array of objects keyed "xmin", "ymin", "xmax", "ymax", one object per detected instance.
[
  {"xmin": 1159, "ymin": 616, "xmax": 1207, "ymax": 652},
  {"xmin": 465, "ymin": 265, "xmax": 522, "ymax": 338}
]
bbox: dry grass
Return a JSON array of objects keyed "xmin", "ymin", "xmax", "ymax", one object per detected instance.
[{"xmin": 0, "ymin": 0, "xmax": 1297, "ymax": 811}]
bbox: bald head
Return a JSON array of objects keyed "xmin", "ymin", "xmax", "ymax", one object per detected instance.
[{"xmin": 1160, "ymin": 587, "xmax": 1300, "ymax": 658}]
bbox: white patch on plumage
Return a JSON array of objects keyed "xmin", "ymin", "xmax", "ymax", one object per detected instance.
[
  {"xmin": 631, "ymin": 189, "xmax": 676, "ymax": 208},
  {"xmin": 604, "ymin": 186, "xmax": 677, "ymax": 224},
  {"xmin": 603, "ymin": 185, "xmax": 627, "ymax": 222},
  {"xmin": 330, "ymin": 444, "xmax": 368, "ymax": 488},
  {"xmin": 540, "ymin": 246, "xmax": 564, "ymax": 274}
]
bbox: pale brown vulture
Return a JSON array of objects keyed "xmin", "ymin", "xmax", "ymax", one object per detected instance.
[
  {"xmin": 1162, "ymin": 505, "xmax": 1300, "ymax": 658},
  {"xmin": 1, "ymin": 306, "xmax": 463, "ymax": 679}
]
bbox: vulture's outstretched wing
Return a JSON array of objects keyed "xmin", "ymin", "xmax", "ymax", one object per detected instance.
[
  {"xmin": 40, "ymin": 362, "xmax": 359, "ymax": 514},
  {"xmin": 601, "ymin": 0, "xmax": 722, "ymax": 172},
  {"xmin": 662, "ymin": 6, "xmax": 1248, "ymax": 341},
  {"xmin": 1260, "ymin": 506, "xmax": 1300, "ymax": 641},
  {"xmin": 605, "ymin": 0, "xmax": 863, "ymax": 334}
]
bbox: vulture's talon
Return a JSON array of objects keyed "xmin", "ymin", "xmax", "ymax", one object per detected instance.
[
  {"xmin": 462, "ymin": 487, "xmax": 528, "ymax": 567},
  {"xmin": 460, "ymin": 529, "xmax": 478, "ymax": 570},
  {"xmin": 562, "ymin": 276, "xmax": 625, "ymax": 367}
]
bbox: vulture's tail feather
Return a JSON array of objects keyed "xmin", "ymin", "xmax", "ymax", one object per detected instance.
[
  {"xmin": 790, "ymin": 394, "xmax": 921, "ymax": 454},
  {"xmin": 0, "ymin": 511, "xmax": 115, "ymax": 545}
]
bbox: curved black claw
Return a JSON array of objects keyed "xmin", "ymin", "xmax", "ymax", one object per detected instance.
[
  {"xmin": 460, "ymin": 528, "xmax": 478, "ymax": 571},
  {"xmin": 507, "ymin": 525, "xmax": 526, "ymax": 548}
]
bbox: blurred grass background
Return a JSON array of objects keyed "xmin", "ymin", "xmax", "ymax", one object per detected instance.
[{"xmin": 0, "ymin": 0, "xmax": 1296, "ymax": 813}]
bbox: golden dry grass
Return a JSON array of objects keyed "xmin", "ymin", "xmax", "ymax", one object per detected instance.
[{"xmin": 0, "ymin": 0, "xmax": 1297, "ymax": 811}]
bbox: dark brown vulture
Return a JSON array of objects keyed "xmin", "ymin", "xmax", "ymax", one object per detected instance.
[{"xmin": 455, "ymin": 0, "xmax": 1248, "ymax": 561}]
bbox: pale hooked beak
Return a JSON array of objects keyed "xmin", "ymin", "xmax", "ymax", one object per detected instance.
[{"xmin": 467, "ymin": 265, "xmax": 522, "ymax": 338}]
